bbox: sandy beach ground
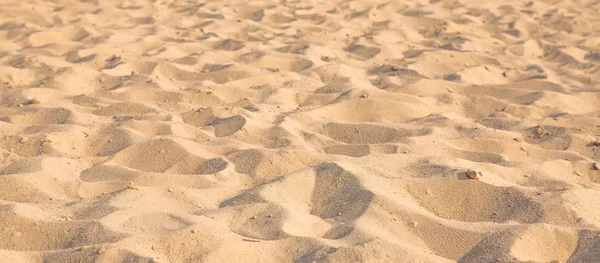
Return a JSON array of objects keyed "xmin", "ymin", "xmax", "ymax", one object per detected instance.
[{"xmin": 1, "ymin": 0, "xmax": 600, "ymax": 262}]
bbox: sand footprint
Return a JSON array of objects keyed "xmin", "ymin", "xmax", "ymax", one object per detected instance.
[
  {"xmin": 219, "ymin": 162, "xmax": 372, "ymax": 240},
  {"xmin": 112, "ymin": 139, "xmax": 228, "ymax": 174},
  {"xmin": 214, "ymin": 39, "xmax": 245, "ymax": 51},
  {"xmin": 407, "ymin": 178, "xmax": 543, "ymax": 223},
  {"xmin": 228, "ymin": 203, "xmax": 290, "ymax": 241},
  {"xmin": 323, "ymin": 122, "xmax": 431, "ymax": 144},
  {"xmin": 310, "ymin": 163, "xmax": 373, "ymax": 239},
  {"xmin": 522, "ymin": 125, "xmax": 572, "ymax": 150},
  {"xmin": 0, "ymin": 212, "xmax": 124, "ymax": 251},
  {"xmin": 212, "ymin": 115, "xmax": 246, "ymax": 137},
  {"xmin": 345, "ymin": 44, "xmax": 381, "ymax": 60},
  {"xmin": 92, "ymin": 102, "xmax": 157, "ymax": 117},
  {"xmin": 87, "ymin": 127, "xmax": 137, "ymax": 157},
  {"xmin": 323, "ymin": 144, "xmax": 397, "ymax": 157},
  {"xmin": 6, "ymin": 107, "xmax": 71, "ymax": 125},
  {"xmin": 111, "ymin": 212, "xmax": 190, "ymax": 235},
  {"xmin": 182, "ymin": 108, "xmax": 246, "ymax": 137}
]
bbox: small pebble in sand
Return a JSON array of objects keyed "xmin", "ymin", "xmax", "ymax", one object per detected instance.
[
  {"xmin": 513, "ymin": 137, "xmax": 523, "ymax": 142},
  {"xmin": 29, "ymin": 98, "xmax": 41, "ymax": 104},
  {"xmin": 594, "ymin": 139, "xmax": 600, "ymax": 146},
  {"xmin": 593, "ymin": 163, "xmax": 599, "ymax": 170},
  {"xmin": 96, "ymin": 247, "xmax": 106, "ymax": 255},
  {"xmin": 409, "ymin": 221, "xmax": 418, "ymax": 227},
  {"xmin": 360, "ymin": 94, "xmax": 368, "ymax": 98},
  {"xmin": 125, "ymin": 182, "xmax": 139, "ymax": 190},
  {"xmin": 207, "ymin": 91, "xmax": 213, "ymax": 95},
  {"xmin": 131, "ymin": 70, "xmax": 138, "ymax": 76},
  {"xmin": 466, "ymin": 170, "xmax": 479, "ymax": 179},
  {"xmin": 19, "ymin": 137, "xmax": 28, "ymax": 143},
  {"xmin": 191, "ymin": 229, "xmax": 199, "ymax": 234}
]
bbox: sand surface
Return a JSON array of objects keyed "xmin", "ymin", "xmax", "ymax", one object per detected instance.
[{"xmin": 1, "ymin": 0, "xmax": 600, "ymax": 262}]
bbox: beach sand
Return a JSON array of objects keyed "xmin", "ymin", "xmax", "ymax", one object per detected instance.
[{"xmin": 1, "ymin": 0, "xmax": 600, "ymax": 262}]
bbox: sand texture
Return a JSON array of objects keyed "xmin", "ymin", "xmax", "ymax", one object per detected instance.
[{"xmin": 1, "ymin": 0, "xmax": 600, "ymax": 262}]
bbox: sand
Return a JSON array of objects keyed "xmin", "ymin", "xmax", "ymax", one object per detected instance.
[{"xmin": 0, "ymin": 0, "xmax": 599, "ymax": 262}]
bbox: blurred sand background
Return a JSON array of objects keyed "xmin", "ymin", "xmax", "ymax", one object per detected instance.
[{"xmin": 1, "ymin": 0, "xmax": 600, "ymax": 262}]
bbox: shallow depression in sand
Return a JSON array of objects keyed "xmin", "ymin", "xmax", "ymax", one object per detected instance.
[
  {"xmin": 408, "ymin": 178, "xmax": 543, "ymax": 223},
  {"xmin": 113, "ymin": 139, "xmax": 228, "ymax": 174}
]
